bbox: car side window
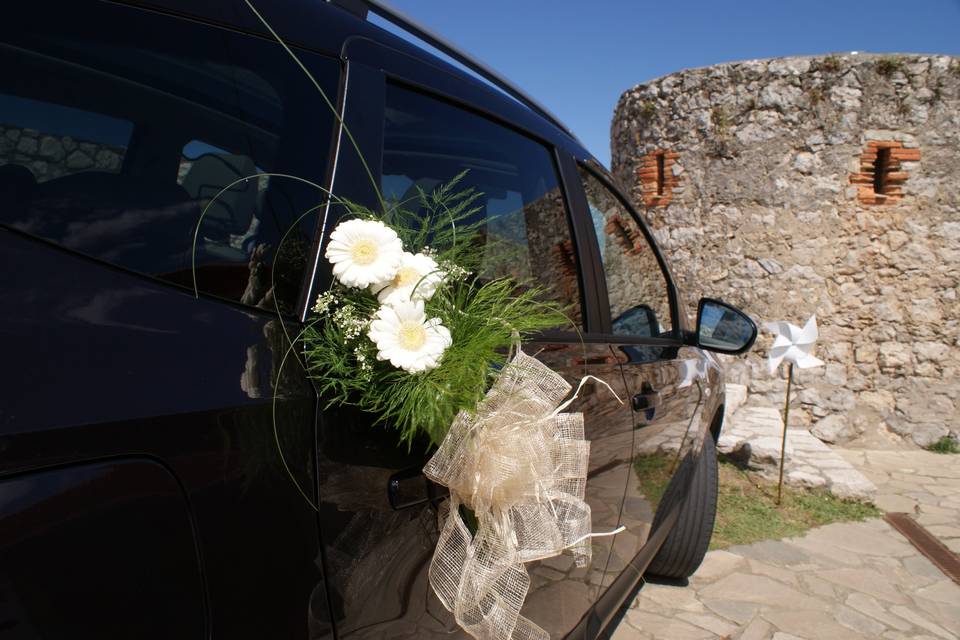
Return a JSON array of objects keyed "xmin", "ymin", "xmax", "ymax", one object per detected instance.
[
  {"xmin": 0, "ymin": 3, "xmax": 339, "ymax": 313},
  {"xmin": 577, "ymin": 166, "xmax": 673, "ymax": 337},
  {"xmin": 381, "ymin": 84, "xmax": 582, "ymax": 327}
]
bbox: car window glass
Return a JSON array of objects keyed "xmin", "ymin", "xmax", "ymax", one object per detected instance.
[
  {"xmin": 0, "ymin": 94, "xmax": 132, "ymax": 182},
  {"xmin": 177, "ymin": 140, "xmax": 272, "ymax": 265},
  {"xmin": 381, "ymin": 84, "xmax": 582, "ymax": 327},
  {"xmin": 0, "ymin": 5, "xmax": 339, "ymax": 313},
  {"xmin": 578, "ymin": 166, "xmax": 673, "ymax": 337}
]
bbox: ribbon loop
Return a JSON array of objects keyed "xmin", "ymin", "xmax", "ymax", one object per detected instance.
[{"xmin": 424, "ymin": 349, "xmax": 598, "ymax": 639}]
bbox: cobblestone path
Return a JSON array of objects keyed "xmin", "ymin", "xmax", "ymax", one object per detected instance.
[{"xmin": 612, "ymin": 449, "xmax": 960, "ymax": 640}]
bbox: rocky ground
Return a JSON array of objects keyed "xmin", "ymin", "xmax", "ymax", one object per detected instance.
[
  {"xmin": 718, "ymin": 388, "xmax": 877, "ymax": 501},
  {"xmin": 611, "ymin": 448, "xmax": 960, "ymax": 640}
]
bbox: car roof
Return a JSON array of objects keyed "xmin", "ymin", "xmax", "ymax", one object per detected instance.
[{"xmin": 121, "ymin": 0, "xmax": 598, "ymax": 164}]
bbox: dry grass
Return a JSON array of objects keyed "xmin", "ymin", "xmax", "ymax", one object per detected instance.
[
  {"xmin": 710, "ymin": 459, "xmax": 880, "ymax": 549},
  {"xmin": 633, "ymin": 453, "xmax": 881, "ymax": 551}
]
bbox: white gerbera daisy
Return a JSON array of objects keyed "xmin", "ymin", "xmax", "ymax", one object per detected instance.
[
  {"xmin": 372, "ymin": 251, "xmax": 445, "ymax": 305},
  {"xmin": 368, "ymin": 300, "xmax": 452, "ymax": 373},
  {"xmin": 325, "ymin": 219, "xmax": 404, "ymax": 288}
]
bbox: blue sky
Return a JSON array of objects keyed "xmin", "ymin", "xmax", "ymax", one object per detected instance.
[{"xmin": 373, "ymin": 0, "xmax": 960, "ymax": 167}]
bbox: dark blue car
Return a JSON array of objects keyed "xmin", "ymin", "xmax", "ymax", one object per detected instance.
[{"xmin": 0, "ymin": 2, "xmax": 755, "ymax": 637}]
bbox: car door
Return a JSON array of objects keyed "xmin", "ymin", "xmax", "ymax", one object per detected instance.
[
  {"xmin": 570, "ymin": 163, "xmax": 711, "ymax": 587},
  {"xmin": 307, "ymin": 45, "xmax": 636, "ymax": 638},
  {"xmin": 0, "ymin": 3, "xmax": 341, "ymax": 638}
]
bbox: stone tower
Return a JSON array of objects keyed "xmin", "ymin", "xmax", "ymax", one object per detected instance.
[{"xmin": 611, "ymin": 54, "xmax": 959, "ymax": 447}]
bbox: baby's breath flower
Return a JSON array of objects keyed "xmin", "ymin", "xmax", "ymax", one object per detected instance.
[
  {"xmin": 354, "ymin": 347, "xmax": 372, "ymax": 372},
  {"xmin": 440, "ymin": 260, "xmax": 469, "ymax": 281},
  {"xmin": 332, "ymin": 304, "xmax": 368, "ymax": 341},
  {"xmin": 312, "ymin": 291, "xmax": 337, "ymax": 315}
]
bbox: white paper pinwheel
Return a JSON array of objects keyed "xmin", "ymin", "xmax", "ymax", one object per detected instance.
[{"xmin": 764, "ymin": 315, "xmax": 824, "ymax": 374}]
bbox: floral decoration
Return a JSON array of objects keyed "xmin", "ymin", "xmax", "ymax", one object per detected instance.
[
  {"xmin": 368, "ymin": 299, "xmax": 452, "ymax": 373},
  {"xmin": 301, "ymin": 173, "xmax": 568, "ymax": 447},
  {"xmin": 324, "ymin": 218, "xmax": 404, "ymax": 288}
]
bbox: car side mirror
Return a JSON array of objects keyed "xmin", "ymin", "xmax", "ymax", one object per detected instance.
[
  {"xmin": 612, "ymin": 303, "xmax": 659, "ymax": 337},
  {"xmin": 695, "ymin": 298, "xmax": 757, "ymax": 355}
]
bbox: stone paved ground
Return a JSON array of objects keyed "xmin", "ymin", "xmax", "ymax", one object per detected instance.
[
  {"xmin": 611, "ymin": 449, "xmax": 960, "ymax": 640},
  {"xmin": 718, "ymin": 387, "xmax": 877, "ymax": 502},
  {"xmin": 838, "ymin": 449, "xmax": 960, "ymax": 555}
]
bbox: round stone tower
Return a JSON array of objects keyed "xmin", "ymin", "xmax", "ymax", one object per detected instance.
[{"xmin": 611, "ymin": 53, "xmax": 960, "ymax": 447}]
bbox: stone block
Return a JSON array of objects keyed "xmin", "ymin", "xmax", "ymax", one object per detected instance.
[
  {"xmin": 811, "ymin": 414, "xmax": 855, "ymax": 444},
  {"xmin": 65, "ymin": 150, "xmax": 94, "ymax": 170},
  {"xmin": 724, "ymin": 383, "xmax": 748, "ymax": 418},
  {"xmin": 787, "ymin": 469, "xmax": 827, "ymax": 488}
]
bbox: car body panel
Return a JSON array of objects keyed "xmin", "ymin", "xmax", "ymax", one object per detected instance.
[
  {"xmin": 0, "ymin": 458, "xmax": 207, "ymax": 638},
  {"xmin": 0, "ymin": 228, "xmax": 328, "ymax": 639}
]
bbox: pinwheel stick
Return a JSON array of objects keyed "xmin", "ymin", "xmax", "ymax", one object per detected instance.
[{"xmin": 777, "ymin": 362, "xmax": 794, "ymax": 505}]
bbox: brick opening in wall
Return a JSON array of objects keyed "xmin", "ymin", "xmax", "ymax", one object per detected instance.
[
  {"xmin": 638, "ymin": 149, "xmax": 679, "ymax": 206},
  {"xmin": 849, "ymin": 141, "xmax": 920, "ymax": 205},
  {"xmin": 873, "ymin": 147, "xmax": 890, "ymax": 194},
  {"xmin": 656, "ymin": 153, "xmax": 665, "ymax": 195}
]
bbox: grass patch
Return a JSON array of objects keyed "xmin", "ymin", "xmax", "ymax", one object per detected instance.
[
  {"xmin": 710, "ymin": 460, "xmax": 880, "ymax": 549},
  {"xmin": 926, "ymin": 436, "xmax": 960, "ymax": 454},
  {"xmin": 711, "ymin": 105, "xmax": 730, "ymax": 135},
  {"xmin": 638, "ymin": 101, "xmax": 656, "ymax": 121},
  {"xmin": 876, "ymin": 56, "xmax": 904, "ymax": 77},
  {"xmin": 632, "ymin": 453, "xmax": 881, "ymax": 551},
  {"xmin": 819, "ymin": 55, "xmax": 842, "ymax": 73}
]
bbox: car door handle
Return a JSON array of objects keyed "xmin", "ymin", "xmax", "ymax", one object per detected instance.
[
  {"xmin": 388, "ymin": 467, "xmax": 448, "ymax": 510},
  {"xmin": 631, "ymin": 391, "xmax": 662, "ymax": 412},
  {"xmin": 388, "ymin": 467, "xmax": 430, "ymax": 510}
]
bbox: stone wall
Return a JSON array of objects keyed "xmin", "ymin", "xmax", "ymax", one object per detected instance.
[
  {"xmin": 0, "ymin": 125, "xmax": 125, "ymax": 182},
  {"xmin": 611, "ymin": 54, "xmax": 960, "ymax": 447}
]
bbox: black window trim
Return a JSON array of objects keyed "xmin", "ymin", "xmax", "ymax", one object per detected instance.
[
  {"xmin": 573, "ymin": 162, "xmax": 683, "ymax": 345},
  {"xmin": 299, "ymin": 55, "xmax": 351, "ymax": 321}
]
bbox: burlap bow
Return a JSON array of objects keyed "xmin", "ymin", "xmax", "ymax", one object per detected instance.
[{"xmin": 424, "ymin": 349, "xmax": 596, "ymax": 640}]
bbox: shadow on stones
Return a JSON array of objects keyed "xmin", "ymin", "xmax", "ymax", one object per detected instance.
[
  {"xmin": 719, "ymin": 450, "xmax": 753, "ymax": 470},
  {"xmin": 641, "ymin": 575, "xmax": 689, "ymax": 587}
]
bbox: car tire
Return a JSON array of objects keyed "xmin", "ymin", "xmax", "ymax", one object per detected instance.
[{"xmin": 645, "ymin": 434, "xmax": 719, "ymax": 579}]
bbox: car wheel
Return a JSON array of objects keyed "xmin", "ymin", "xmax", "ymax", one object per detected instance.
[{"xmin": 645, "ymin": 434, "xmax": 718, "ymax": 579}]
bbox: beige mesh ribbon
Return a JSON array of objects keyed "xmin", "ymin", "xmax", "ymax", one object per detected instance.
[{"xmin": 424, "ymin": 349, "xmax": 602, "ymax": 640}]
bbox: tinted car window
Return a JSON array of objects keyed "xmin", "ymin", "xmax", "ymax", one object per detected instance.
[
  {"xmin": 578, "ymin": 166, "xmax": 673, "ymax": 337},
  {"xmin": 0, "ymin": 94, "xmax": 132, "ymax": 181},
  {"xmin": 382, "ymin": 83, "xmax": 582, "ymax": 327},
  {"xmin": 0, "ymin": 3, "xmax": 339, "ymax": 313}
]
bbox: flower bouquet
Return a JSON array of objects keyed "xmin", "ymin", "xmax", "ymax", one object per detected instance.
[
  {"xmin": 302, "ymin": 179, "xmax": 606, "ymax": 640},
  {"xmin": 302, "ymin": 176, "xmax": 566, "ymax": 447}
]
